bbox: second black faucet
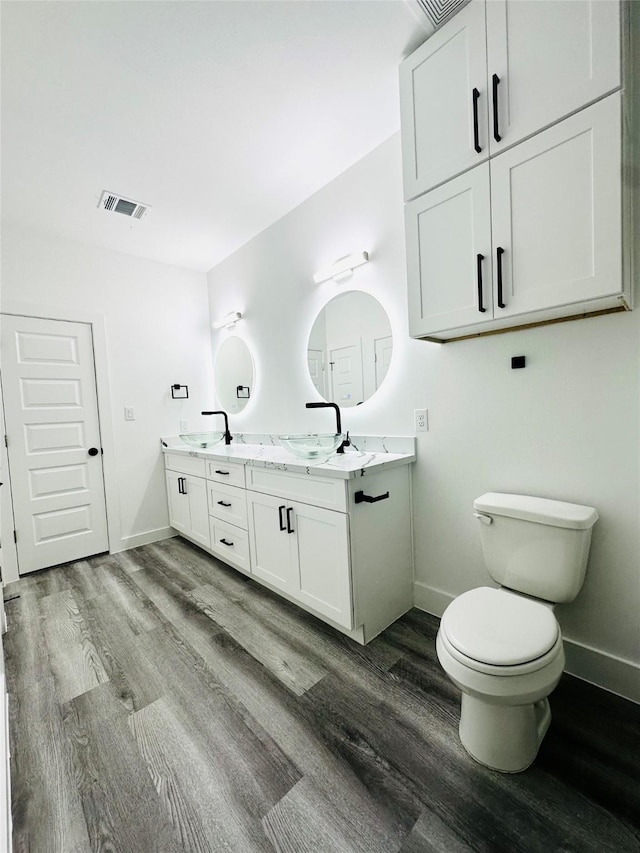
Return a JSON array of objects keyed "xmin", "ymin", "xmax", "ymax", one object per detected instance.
[
  {"xmin": 305, "ymin": 402, "xmax": 350, "ymax": 453},
  {"xmin": 201, "ymin": 410, "xmax": 233, "ymax": 445}
]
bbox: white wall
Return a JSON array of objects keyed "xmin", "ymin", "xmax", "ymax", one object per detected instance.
[
  {"xmin": 207, "ymin": 134, "xmax": 640, "ymax": 702},
  {"xmin": 1, "ymin": 224, "xmax": 212, "ymax": 569}
]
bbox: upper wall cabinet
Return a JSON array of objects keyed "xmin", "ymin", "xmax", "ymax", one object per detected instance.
[{"xmin": 400, "ymin": 0, "xmax": 621, "ymax": 201}]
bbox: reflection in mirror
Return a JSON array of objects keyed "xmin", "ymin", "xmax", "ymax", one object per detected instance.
[
  {"xmin": 307, "ymin": 291, "xmax": 392, "ymax": 407},
  {"xmin": 214, "ymin": 336, "xmax": 254, "ymax": 413}
]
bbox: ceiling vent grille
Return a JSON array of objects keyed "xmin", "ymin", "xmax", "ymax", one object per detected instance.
[
  {"xmin": 405, "ymin": 0, "xmax": 471, "ymax": 31},
  {"xmin": 98, "ymin": 190, "xmax": 149, "ymax": 220}
]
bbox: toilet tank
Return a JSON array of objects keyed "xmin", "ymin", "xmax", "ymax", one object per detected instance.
[{"xmin": 473, "ymin": 493, "xmax": 599, "ymax": 603}]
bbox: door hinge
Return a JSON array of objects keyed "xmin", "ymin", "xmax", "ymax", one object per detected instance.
[
  {"xmin": 4, "ymin": 435, "xmax": 7, "ymax": 447},
  {"xmin": 13, "ymin": 530, "xmax": 17, "ymax": 543}
]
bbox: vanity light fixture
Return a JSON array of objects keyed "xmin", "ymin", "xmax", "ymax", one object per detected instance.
[
  {"xmin": 313, "ymin": 251, "xmax": 369, "ymax": 284},
  {"xmin": 213, "ymin": 311, "xmax": 242, "ymax": 330}
]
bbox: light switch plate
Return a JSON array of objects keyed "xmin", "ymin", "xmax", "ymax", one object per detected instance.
[
  {"xmin": 124, "ymin": 407, "xmax": 135, "ymax": 421},
  {"xmin": 179, "ymin": 420, "xmax": 189, "ymax": 433}
]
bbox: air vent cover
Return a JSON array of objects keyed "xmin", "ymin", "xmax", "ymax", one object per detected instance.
[
  {"xmin": 405, "ymin": 0, "xmax": 471, "ymax": 31},
  {"xmin": 98, "ymin": 190, "xmax": 149, "ymax": 220}
]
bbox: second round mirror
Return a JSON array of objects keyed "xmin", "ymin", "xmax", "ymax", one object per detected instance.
[
  {"xmin": 307, "ymin": 291, "xmax": 392, "ymax": 407},
  {"xmin": 214, "ymin": 336, "xmax": 254, "ymax": 413}
]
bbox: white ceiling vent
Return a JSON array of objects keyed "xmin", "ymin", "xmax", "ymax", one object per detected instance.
[
  {"xmin": 405, "ymin": 0, "xmax": 471, "ymax": 32},
  {"xmin": 98, "ymin": 190, "xmax": 149, "ymax": 220}
]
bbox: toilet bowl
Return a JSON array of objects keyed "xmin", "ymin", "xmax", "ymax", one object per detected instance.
[
  {"xmin": 436, "ymin": 493, "xmax": 598, "ymax": 773},
  {"xmin": 437, "ymin": 587, "xmax": 565, "ymax": 772}
]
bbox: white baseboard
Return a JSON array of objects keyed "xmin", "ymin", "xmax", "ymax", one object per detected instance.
[
  {"xmin": 115, "ymin": 527, "xmax": 176, "ymax": 552},
  {"xmin": 413, "ymin": 581, "xmax": 639, "ymax": 705}
]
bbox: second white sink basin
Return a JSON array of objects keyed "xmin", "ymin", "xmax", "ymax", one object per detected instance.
[
  {"xmin": 278, "ymin": 433, "xmax": 345, "ymax": 461},
  {"xmin": 180, "ymin": 431, "xmax": 225, "ymax": 449}
]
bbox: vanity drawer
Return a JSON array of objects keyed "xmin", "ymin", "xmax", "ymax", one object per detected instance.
[
  {"xmin": 209, "ymin": 518, "xmax": 251, "ymax": 575},
  {"xmin": 206, "ymin": 460, "xmax": 246, "ymax": 488},
  {"xmin": 246, "ymin": 467, "xmax": 348, "ymax": 513},
  {"xmin": 164, "ymin": 453, "xmax": 206, "ymax": 477},
  {"xmin": 208, "ymin": 481, "xmax": 248, "ymax": 530}
]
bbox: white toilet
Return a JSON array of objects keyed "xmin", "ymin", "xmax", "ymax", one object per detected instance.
[{"xmin": 436, "ymin": 492, "xmax": 598, "ymax": 773}]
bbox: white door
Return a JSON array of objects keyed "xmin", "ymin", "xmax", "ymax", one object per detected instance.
[
  {"xmin": 1, "ymin": 315, "xmax": 108, "ymax": 574},
  {"xmin": 329, "ymin": 342, "xmax": 364, "ymax": 407},
  {"xmin": 406, "ymin": 163, "xmax": 492, "ymax": 338},
  {"xmin": 486, "ymin": 0, "xmax": 620, "ymax": 156},
  {"xmin": 247, "ymin": 491, "xmax": 295, "ymax": 593},
  {"xmin": 307, "ymin": 348, "xmax": 326, "ymax": 398},
  {"xmin": 399, "ymin": 0, "xmax": 488, "ymax": 200},
  {"xmin": 374, "ymin": 336, "xmax": 393, "ymax": 391},
  {"xmin": 490, "ymin": 94, "xmax": 621, "ymax": 319},
  {"xmin": 290, "ymin": 501, "xmax": 352, "ymax": 630}
]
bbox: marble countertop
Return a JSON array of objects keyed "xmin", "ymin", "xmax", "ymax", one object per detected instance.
[{"xmin": 161, "ymin": 435, "xmax": 416, "ymax": 480}]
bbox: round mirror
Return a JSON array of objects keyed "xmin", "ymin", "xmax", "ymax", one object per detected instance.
[
  {"xmin": 214, "ymin": 336, "xmax": 254, "ymax": 413},
  {"xmin": 307, "ymin": 291, "xmax": 392, "ymax": 407}
]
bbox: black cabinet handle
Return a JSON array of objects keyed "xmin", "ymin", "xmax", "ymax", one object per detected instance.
[
  {"xmin": 354, "ymin": 490, "xmax": 390, "ymax": 504},
  {"xmin": 177, "ymin": 477, "xmax": 186, "ymax": 494},
  {"xmin": 219, "ymin": 538, "xmax": 234, "ymax": 547},
  {"xmin": 477, "ymin": 253, "xmax": 486, "ymax": 313},
  {"xmin": 278, "ymin": 505, "xmax": 286, "ymax": 531},
  {"xmin": 286, "ymin": 507, "xmax": 294, "ymax": 534},
  {"xmin": 472, "ymin": 87, "xmax": 481, "ymax": 153},
  {"xmin": 496, "ymin": 246, "xmax": 505, "ymax": 308},
  {"xmin": 214, "ymin": 469, "xmax": 230, "ymax": 476},
  {"xmin": 492, "ymin": 73, "xmax": 501, "ymax": 142},
  {"xmin": 88, "ymin": 447, "xmax": 99, "ymax": 456},
  {"xmin": 217, "ymin": 500, "xmax": 231, "ymax": 508}
]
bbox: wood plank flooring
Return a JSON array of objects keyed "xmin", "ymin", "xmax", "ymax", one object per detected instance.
[{"xmin": 4, "ymin": 537, "xmax": 640, "ymax": 853}]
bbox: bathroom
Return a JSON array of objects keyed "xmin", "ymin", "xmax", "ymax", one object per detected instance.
[{"xmin": 1, "ymin": 0, "xmax": 639, "ymax": 850}]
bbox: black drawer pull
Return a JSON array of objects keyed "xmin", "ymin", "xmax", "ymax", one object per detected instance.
[
  {"xmin": 354, "ymin": 490, "xmax": 389, "ymax": 504},
  {"xmin": 477, "ymin": 253, "xmax": 486, "ymax": 313},
  {"xmin": 217, "ymin": 500, "xmax": 232, "ymax": 507},
  {"xmin": 214, "ymin": 469, "xmax": 230, "ymax": 476},
  {"xmin": 278, "ymin": 505, "xmax": 286, "ymax": 531},
  {"xmin": 286, "ymin": 507, "xmax": 294, "ymax": 534},
  {"xmin": 177, "ymin": 477, "xmax": 186, "ymax": 495},
  {"xmin": 472, "ymin": 87, "xmax": 481, "ymax": 153},
  {"xmin": 492, "ymin": 73, "xmax": 501, "ymax": 142},
  {"xmin": 219, "ymin": 538, "xmax": 234, "ymax": 547},
  {"xmin": 496, "ymin": 246, "xmax": 505, "ymax": 308}
]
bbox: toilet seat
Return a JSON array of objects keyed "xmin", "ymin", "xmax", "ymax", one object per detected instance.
[{"xmin": 441, "ymin": 587, "xmax": 560, "ymax": 674}]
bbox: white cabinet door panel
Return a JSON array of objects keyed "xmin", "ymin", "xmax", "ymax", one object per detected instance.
[
  {"xmin": 406, "ymin": 163, "xmax": 492, "ymax": 336},
  {"xmin": 400, "ymin": 0, "xmax": 488, "ymax": 199},
  {"xmin": 291, "ymin": 503, "xmax": 352, "ymax": 630},
  {"xmin": 185, "ymin": 475, "xmax": 210, "ymax": 548},
  {"xmin": 490, "ymin": 94, "xmax": 621, "ymax": 318},
  {"xmin": 247, "ymin": 492, "xmax": 295, "ymax": 593},
  {"xmin": 166, "ymin": 471, "xmax": 190, "ymax": 535},
  {"xmin": 487, "ymin": 0, "xmax": 621, "ymax": 155}
]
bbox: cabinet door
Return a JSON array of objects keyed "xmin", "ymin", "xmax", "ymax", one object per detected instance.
[
  {"xmin": 247, "ymin": 491, "xmax": 296, "ymax": 593},
  {"xmin": 406, "ymin": 163, "xmax": 492, "ymax": 337},
  {"xmin": 185, "ymin": 475, "xmax": 210, "ymax": 548},
  {"xmin": 400, "ymin": 0, "xmax": 488, "ymax": 200},
  {"xmin": 490, "ymin": 94, "xmax": 621, "ymax": 319},
  {"xmin": 487, "ymin": 0, "xmax": 620, "ymax": 155},
  {"xmin": 166, "ymin": 470, "xmax": 190, "ymax": 534},
  {"xmin": 289, "ymin": 502, "xmax": 352, "ymax": 630}
]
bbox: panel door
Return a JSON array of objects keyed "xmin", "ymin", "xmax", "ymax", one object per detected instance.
[
  {"xmin": 185, "ymin": 475, "xmax": 210, "ymax": 548},
  {"xmin": 489, "ymin": 94, "xmax": 621, "ymax": 319},
  {"xmin": 406, "ymin": 163, "xmax": 492, "ymax": 337},
  {"xmin": 166, "ymin": 470, "xmax": 190, "ymax": 535},
  {"xmin": 289, "ymin": 501, "xmax": 352, "ymax": 630},
  {"xmin": 374, "ymin": 335, "xmax": 392, "ymax": 391},
  {"xmin": 329, "ymin": 342, "xmax": 364, "ymax": 407},
  {"xmin": 247, "ymin": 491, "xmax": 295, "ymax": 593},
  {"xmin": 400, "ymin": 0, "xmax": 488, "ymax": 199},
  {"xmin": 307, "ymin": 348, "xmax": 326, "ymax": 398},
  {"xmin": 1, "ymin": 315, "xmax": 108, "ymax": 574},
  {"xmin": 487, "ymin": 0, "xmax": 620, "ymax": 156}
]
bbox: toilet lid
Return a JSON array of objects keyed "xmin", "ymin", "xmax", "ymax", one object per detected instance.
[{"xmin": 442, "ymin": 587, "xmax": 559, "ymax": 666}]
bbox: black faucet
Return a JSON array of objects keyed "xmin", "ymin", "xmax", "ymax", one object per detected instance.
[
  {"xmin": 201, "ymin": 410, "xmax": 233, "ymax": 445},
  {"xmin": 305, "ymin": 402, "xmax": 350, "ymax": 453}
]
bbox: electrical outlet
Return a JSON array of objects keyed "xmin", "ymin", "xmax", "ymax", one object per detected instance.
[
  {"xmin": 415, "ymin": 409, "xmax": 428, "ymax": 432},
  {"xmin": 179, "ymin": 420, "xmax": 189, "ymax": 433},
  {"xmin": 124, "ymin": 407, "xmax": 135, "ymax": 421}
]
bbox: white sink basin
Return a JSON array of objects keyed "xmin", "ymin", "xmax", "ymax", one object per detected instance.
[
  {"xmin": 278, "ymin": 433, "xmax": 345, "ymax": 462},
  {"xmin": 180, "ymin": 431, "xmax": 225, "ymax": 449}
]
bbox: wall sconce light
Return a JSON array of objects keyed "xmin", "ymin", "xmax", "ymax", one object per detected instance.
[
  {"xmin": 171, "ymin": 384, "xmax": 189, "ymax": 399},
  {"xmin": 213, "ymin": 311, "xmax": 242, "ymax": 330},
  {"xmin": 313, "ymin": 251, "xmax": 369, "ymax": 284}
]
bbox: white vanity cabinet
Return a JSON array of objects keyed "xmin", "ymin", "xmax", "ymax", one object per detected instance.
[
  {"xmin": 406, "ymin": 95, "xmax": 625, "ymax": 340},
  {"xmin": 164, "ymin": 454, "xmax": 210, "ymax": 549},
  {"xmin": 400, "ymin": 0, "xmax": 621, "ymax": 200}
]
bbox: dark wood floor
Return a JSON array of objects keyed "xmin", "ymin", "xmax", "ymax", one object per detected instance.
[{"xmin": 4, "ymin": 537, "xmax": 640, "ymax": 853}]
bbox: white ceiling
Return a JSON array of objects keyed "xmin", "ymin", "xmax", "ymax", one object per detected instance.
[{"xmin": 1, "ymin": 1, "xmax": 428, "ymax": 273}]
